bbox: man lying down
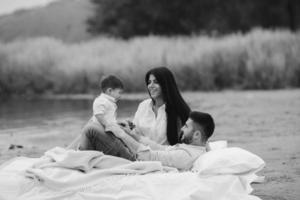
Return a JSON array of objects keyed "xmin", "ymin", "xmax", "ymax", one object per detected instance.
[{"xmin": 79, "ymin": 111, "xmax": 215, "ymax": 171}]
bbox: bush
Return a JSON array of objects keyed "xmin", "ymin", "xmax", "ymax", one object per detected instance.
[{"xmin": 0, "ymin": 29, "xmax": 299, "ymax": 97}]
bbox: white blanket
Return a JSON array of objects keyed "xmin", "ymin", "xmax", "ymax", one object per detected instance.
[
  {"xmin": 0, "ymin": 146, "xmax": 265, "ymax": 200},
  {"xmin": 23, "ymin": 147, "xmax": 176, "ymax": 191}
]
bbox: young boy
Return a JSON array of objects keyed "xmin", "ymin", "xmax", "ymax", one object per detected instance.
[
  {"xmin": 67, "ymin": 75, "xmax": 128, "ymax": 150},
  {"xmin": 90, "ymin": 75, "xmax": 125, "ymax": 136}
]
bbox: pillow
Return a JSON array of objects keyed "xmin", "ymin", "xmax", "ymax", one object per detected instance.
[
  {"xmin": 192, "ymin": 147, "xmax": 265, "ymax": 175},
  {"xmin": 206, "ymin": 140, "xmax": 228, "ymax": 151}
]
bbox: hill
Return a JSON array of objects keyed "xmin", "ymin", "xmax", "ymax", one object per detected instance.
[{"xmin": 0, "ymin": 0, "xmax": 94, "ymax": 43}]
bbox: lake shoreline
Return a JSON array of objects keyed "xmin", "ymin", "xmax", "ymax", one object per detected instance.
[{"xmin": 2, "ymin": 88, "xmax": 299, "ymax": 101}]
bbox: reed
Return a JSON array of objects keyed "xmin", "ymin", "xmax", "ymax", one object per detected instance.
[{"xmin": 0, "ymin": 29, "xmax": 299, "ymax": 96}]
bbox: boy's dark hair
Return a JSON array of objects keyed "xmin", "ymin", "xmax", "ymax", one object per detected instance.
[
  {"xmin": 100, "ymin": 75, "xmax": 124, "ymax": 91},
  {"xmin": 189, "ymin": 111, "xmax": 215, "ymax": 142}
]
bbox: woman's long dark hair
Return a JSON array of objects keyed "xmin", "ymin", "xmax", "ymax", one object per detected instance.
[{"xmin": 145, "ymin": 67, "xmax": 191, "ymax": 145}]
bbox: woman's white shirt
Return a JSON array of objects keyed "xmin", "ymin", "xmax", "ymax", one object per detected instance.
[{"xmin": 133, "ymin": 99, "xmax": 168, "ymax": 145}]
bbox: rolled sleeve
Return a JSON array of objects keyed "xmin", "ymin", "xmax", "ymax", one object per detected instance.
[
  {"xmin": 136, "ymin": 146, "xmax": 194, "ymax": 170},
  {"xmin": 93, "ymin": 101, "xmax": 107, "ymax": 115}
]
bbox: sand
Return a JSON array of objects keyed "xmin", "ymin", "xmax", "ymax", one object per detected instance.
[{"xmin": 0, "ymin": 89, "xmax": 299, "ymax": 200}]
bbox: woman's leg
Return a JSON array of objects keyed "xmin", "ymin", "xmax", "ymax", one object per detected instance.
[{"xmin": 79, "ymin": 122, "xmax": 136, "ymax": 161}]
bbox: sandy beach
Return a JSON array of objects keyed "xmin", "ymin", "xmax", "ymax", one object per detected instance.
[{"xmin": 0, "ymin": 90, "xmax": 299, "ymax": 200}]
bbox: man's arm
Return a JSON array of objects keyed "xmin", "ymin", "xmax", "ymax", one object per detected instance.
[
  {"xmin": 119, "ymin": 126, "xmax": 201, "ymax": 170},
  {"xmin": 118, "ymin": 131, "xmax": 143, "ymax": 154},
  {"xmin": 136, "ymin": 146, "xmax": 196, "ymax": 170},
  {"xmin": 118, "ymin": 131, "xmax": 193, "ymax": 170},
  {"xmin": 123, "ymin": 127, "xmax": 167, "ymax": 151},
  {"xmin": 139, "ymin": 136, "xmax": 167, "ymax": 150},
  {"xmin": 117, "ymin": 124, "xmax": 165, "ymax": 154}
]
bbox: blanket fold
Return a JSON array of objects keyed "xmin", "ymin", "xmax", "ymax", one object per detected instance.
[
  {"xmin": 25, "ymin": 147, "xmax": 177, "ymax": 190},
  {"xmin": 32, "ymin": 147, "xmax": 131, "ymax": 172}
]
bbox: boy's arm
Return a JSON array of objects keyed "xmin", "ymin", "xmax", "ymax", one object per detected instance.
[
  {"xmin": 95, "ymin": 113, "xmax": 120, "ymax": 134},
  {"xmin": 98, "ymin": 116, "xmax": 134, "ymax": 141},
  {"xmin": 95, "ymin": 114, "xmax": 110, "ymax": 127}
]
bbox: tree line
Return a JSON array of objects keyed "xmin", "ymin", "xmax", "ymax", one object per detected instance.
[{"xmin": 87, "ymin": 0, "xmax": 300, "ymax": 38}]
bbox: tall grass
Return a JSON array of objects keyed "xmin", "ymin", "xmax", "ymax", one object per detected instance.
[{"xmin": 0, "ymin": 29, "xmax": 299, "ymax": 96}]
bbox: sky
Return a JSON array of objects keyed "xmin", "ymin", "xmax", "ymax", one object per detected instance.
[{"xmin": 0, "ymin": 0, "xmax": 60, "ymax": 16}]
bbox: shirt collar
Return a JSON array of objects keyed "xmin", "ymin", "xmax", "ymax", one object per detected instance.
[
  {"xmin": 150, "ymin": 100, "xmax": 165, "ymax": 110},
  {"xmin": 100, "ymin": 93, "xmax": 116, "ymax": 103}
]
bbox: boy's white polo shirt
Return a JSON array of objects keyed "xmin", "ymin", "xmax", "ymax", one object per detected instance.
[{"xmin": 91, "ymin": 93, "xmax": 118, "ymax": 126}]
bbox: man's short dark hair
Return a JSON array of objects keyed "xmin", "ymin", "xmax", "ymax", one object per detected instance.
[
  {"xmin": 100, "ymin": 75, "xmax": 124, "ymax": 91},
  {"xmin": 189, "ymin": 111, "xmax": 215, "ymax": 142}
]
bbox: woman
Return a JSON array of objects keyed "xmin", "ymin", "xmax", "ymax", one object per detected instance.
[
  {"xmin": 73, "ymin": 66, "xmax": 190, "ymax": 160},
  {"xmin": 133, "ymin": 67, "xmax": 190, "ymax": 145}
]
